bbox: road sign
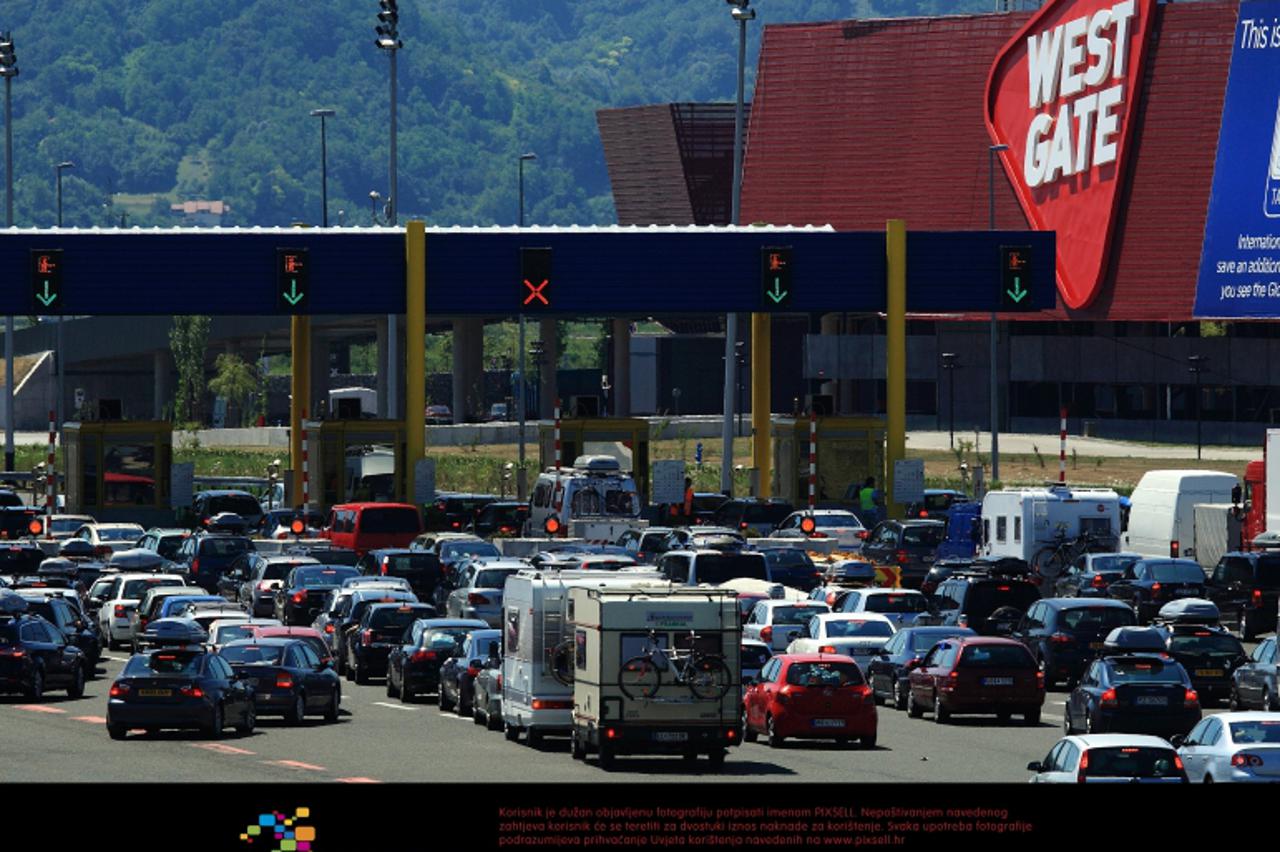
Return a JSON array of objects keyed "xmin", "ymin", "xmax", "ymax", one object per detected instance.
[
  {"xmin": 30, "ymin": 250, "xmax": 63, "ymax": 314},
  {"xmin": 760, "ymin": 246, "xmax": 793, "ymax": 309},
  {"xmin": 652, "ymin": 460, "xmax": 685, "ymax": 505},
  {"xmin": 892, "ymin": 458, "xmax": 925, "ymax": 505},
  {"xmin": 998, "ymin": 245, "xmax": 1037, "ymax": 312},
  {"xmin": 520, "ymin": 247, "xmax": 552, "ymax": 311},
  {"xmin": 276, "ymin": 248, "xmax": 310, "ymax": 313}
]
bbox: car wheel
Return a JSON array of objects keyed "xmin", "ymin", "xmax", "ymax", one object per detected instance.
[
  {"xmin": 860, "ymin": 732, "xmax": 877, "ymax": 749},
  {"xmin": 1266, "ymin": 689, "xmax": 1279, "ymax": 713},
  {"xmin": 205, "ymin": 703, "xmax": 224, "ymax": 739},
  {"xmin": 504, "ymin": 722, "xmax": 520, "ymax": 742},
  {"xmin": 439, "ymin": 682, "xmax": 455, "ymax": 712},
  {"xmin": 766, "ymin": 715, "xmax": 784, "ymax": 748},
  {"xmin": 23, "ymin": 666, "xmax": 44, "ymax": 700},
  {"xmin": 934, "ymin": 694, "xmax": 950, "ymax": 724},
  {"xmin": 235, "ymin": 703, "xmax": 255, "ymax": 736},
  {"xmin": 67, "ymin": 664, "xmax": 85, "ymax": 699},
  {"xmin": 571, "ymin": 730, "xmax": 586, "ymax": 761},
  {"xmin": 742, "ymin": 708, "xmax": 758, "ymax": 743},
  {"xmin": 907, "ymin": 689, "xmax": 923, "ymax": 719},
  {"xmin": 893, "ymin": 679, "xmax": 907, "ymax": 711},
  {"xmin": 353, "ymin": 660, "xmax": 369, "ymax": 686},
  {"xmin": 324, "ymin": 689, "xmax": 340, "ymax": 723},
  {"xmin": 487, "ymin": 708, "xmax": 504, "ymax": 732},
  {"xmin": 597, "ymin": 740, "xmax": 615, "ymax": 771},
  {"xmin": 107, "ymin": 722, "xmax": 127, "ymax": 741},
  {"xmin": 1024, "ymin": 708, "xmax": 1041, "ymax": 726},
  {"xmin": 1230, "ymin": 688, "xmax": 1243, "ymax": 712},
  {"xmin": 399, "ymin": 675, "xmax": 414, "ymax": 704},
  {"xmin": 1063, "ymin": 709, "xmax": 1073, "ymax": 735},
  {"xmin": 285, "ymin": 693, "xmax": 306, "ymax": 725}
]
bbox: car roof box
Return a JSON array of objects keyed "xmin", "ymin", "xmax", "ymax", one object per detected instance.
[
  {"xmin": 141, "ymin": 617, "xmax": 209, "ymax": 647},
  {"xmin": 1101, "ymin": 626, "xmax": 1166, "ymax": 655},
  {"xmin": 572, "ymin": 455, "xmax": 621, "ymax": 473},
  {"xmin": 1154, "ymin": 598, "xmax": 1220, "ymax": 626}
]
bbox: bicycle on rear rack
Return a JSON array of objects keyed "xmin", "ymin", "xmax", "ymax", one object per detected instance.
[{"xmin": 617, "ymin": 629, "xmax": 732, "ymax": 701}]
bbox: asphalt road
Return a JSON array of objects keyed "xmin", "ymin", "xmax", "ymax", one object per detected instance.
[{"xmin": 1, "ymin": 648, "xmax": 1263, "ymax": 784}]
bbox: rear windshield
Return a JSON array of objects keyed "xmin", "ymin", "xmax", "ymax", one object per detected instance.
[
  {"xmin": 424, "ymin": 628, "xmax": 471, "ymax": 649},
  {"xmin": 694, "ymin": 554, "xmax": 768, "ymax": 584},
  {"xmin": 382, "ymin": 555, "xmax": 434, "ymax": 576},
  {"xmin": 1149, "ymin": 562, "xmax": 1205, "ymax": 583},
  {"xmin": 1168, "ymin": 633, "xmax": 1243, "ymax": 656},
  {"xmin": 124, "ymin": 651, "xmax": 203, "ymax": 676},
  {"xmin": 923, "ymin": 494, "xmax": 961, "ymax": 511},
  {"xmin": 442, "ymin": 542, "xmax": 500, "ymax": 560},
  {"xmin": 122, "ymin": 577, "xmax": 185, "ymax": 598},
  {"xmin": 220, "ymin": 645, "xmax": 286, "ymax": 665},
  {"xmin": 902, "ymin": 525, "xmax": 944, "ymax": 548},
  {"xmin": 199, "ymin": 537, "xmax": 252, "ymax": 557},
  {"xmin": 294, "ymin": 567, "xmax": 359, "ymax": 588},
  {"xmin": 771, "ymin": 605, "xmax": 828, "ymax": 624},
  {"xmin": 213, "ymin": 624, "xmax": 260, "ymax": 644},
  {"xmin": 1083, "ymin": 747, "xmax": 1184, "ymax": 779},
  {"xmin": 825, "ymin": 619, "xmax": 894, "ymax": 638},
  {"xmin": 741, "ymin": 644, "xmax": 771, "ymax": 669},
  {"xmin": 486, "ymin": 505, "xmax": 528, "ymax": 524},
  {"xmin": 360, "ymin": 507, "xmax": 421, "ymax": 535},
  {"xmin": 785, "ymin": 661, "xmax": 864, "ymax": 686},
  {"xmin": 100, "ymin": 526, "xmax": 144, "ymax": 541},
  {"xmin": 262, "ymin": 563, "xmax": 304, "ymax": 581},
  {"xmin": 766, "ymin": 550, "xmax": 814, "ymax": 569},
  {"xmin": 156, "ymin": 536, "xmax": 186, "ymax": 560},
  {"xmin": 1058, "ymin": 607, "xmax": 1136, "ymax": 632},
  {"xmin": 1089, "ymin": 554, "xmax": 1141, "ymax": 574},
  {"xmin": 1109, "ymin": 660, "xmax": 1183, "ymax": 683},
  {"xmin": 816, "ymin": 513, "xmax": 862, "ymax": 528},
  {"xmin": 864, "ymin": 594, "xmax": 930, "ymax": 614},
  {"xmin": 957, "ymin": 644, "xmax": 1034, "ymax": 668},
  {"xmin": 1255, "ymin": 555, "xmax": 1280, "ymax": 588},
  {"xmin": 206, "ymin": 495, "xmax": 261, "ymax": 517},
  {"xmin": 475, "ymin": 569, "xmax": 519, "ymax": 589},
  {"xmin": 965, "ymin": 583, "xmax": 1040, "ymax": 620},
  {"xmin": 370, "ymin": 606, "xmax": 433, "ymax": 630},
  {"xmin": 1229, "ymin": 720, "xmax": 1280, "ymax": 743},
  {"xmin": 911, "ymin": 631, "xmax": 969, "ymax": 652},
  {"xmin": 50, "ymin": 518, "xmax": 87, "ymax": 533}
]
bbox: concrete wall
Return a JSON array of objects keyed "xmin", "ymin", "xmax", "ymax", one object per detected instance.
[{"xmin": 3, "ymin": 352, "xmax": 56, "ymax": 430}]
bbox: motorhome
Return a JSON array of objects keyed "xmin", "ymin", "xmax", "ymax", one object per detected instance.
[
  {"xmin": 981, "ymin": 486, "xmax": 1123, "ymax": 564},
  {"xmin": 526, "ymin": 455, "xmax": 642, "ymax": 537}
]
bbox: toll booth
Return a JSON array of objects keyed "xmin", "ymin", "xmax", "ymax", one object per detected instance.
[
  {"xmin": 303, "ymin": 419, "xmax": 408, "ymax": 510},
  {"xmin": 771, "ymin": 416, "xmax": 885, "ymax": 507},
  {"xmin": 537, "ymin": 418, "xmax": 650, "ymax": 500},
  {"xmin": 64, "ymin": 421, "xmax": 174, "ymax": 526}
]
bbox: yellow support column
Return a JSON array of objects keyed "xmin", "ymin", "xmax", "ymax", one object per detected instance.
[
  {"xmin": 289, "ymin": 316, "xmax": 310, "ymax": 509},
  {"xmin": 404, "ymin": 221, "xmax": 427, "ymax": 502},
  {"xmin": 750, "ymin": 312, "xmax": 771, "ymax": 497},
  {"xmin": 885, "ymin": 219, "xmax": 907, "ymax": 520}
]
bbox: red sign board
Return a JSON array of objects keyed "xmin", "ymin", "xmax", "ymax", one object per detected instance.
[{"xmin": 985, "ymin": 0, "xmax": 1156, "ymax": 309}]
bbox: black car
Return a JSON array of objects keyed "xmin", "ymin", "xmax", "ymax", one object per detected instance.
[
  {"xmin": 222, "ymin": 554, "xmax": 320, "ymax": 617},
  {"xmin": 0, "ymin": 542, "xmax": 46, "ymax": 579},
  {"xmin": 1152, "ymin": 623, "xmax": 1246, "ymax": 706},
  {"xmin": 106, "ymin": 644, "xmax": 255, "ymax": 739},
  {"xmin": 386, "ymin": 617, "xmax": 489, "ymax": 702},
  {"xmin": 346, "ymin": 602, "xmax": 437, "ymax": 684},
  {"xmin": 175, "ymin": 532, "xmax": 255, "ymax": 594},
  {"xmin": 865, "ymin": 626, "xmax": 976, "ymax": 709},
  {"xmin": 0, "ymin": 610, "xmax": 88, "ymax": 699},
  {"xmin": 335, "ymin": 590, "xmax": 420, "ymax": 679},
  {"xmin": 1010, "ymin": 598, "xmax": 1137, "ymax": 688},
  {"xmin": 931, "ymin": 567, "xmax": 1041, "ymax": 635},
  {"xmin": 922, "ymin": 556, "xmax": 1029, "ymax": 596},
  {"xmin": 1065, "ymin": 654, "xmax": 1202, "ymax": 738},
  {"xmin": 282, "ymin": 544, "xmax": 361, "ymax": 567},
  {"xmin": 467, "ymin": 502, "xmax": 530, "ymax": 538},
  {"xmin": 860, "ymin": 520, "xmax": 946, "ymax": 589},
  {"xmin": 356, "ymin": 549, "xmax": 439, "ymax": 600},
  {"xmin": 438, "ymin": 628, "xmax": 502, "ymax": 717},
  {"xmin": 1229, "ymin": 635, "xmax": 1280, "ymax": 711},
  {"xmin": 17, "ymin": 591, "xmax": 103, "ymax": 667},
  {"xmin": 275, "ymin": 565, "xmax": 361, "ymax": 626},
  {"xmin": 220, "ymin": 638, "xmax": 341, "ymax": 724},
  {"xmin": 759, "ymin": 548, "xmax": 823, "ymax": 592},
  {"xmin": 1205, "ymin": 551, "xmax": 1280, "ymax": 641},
  {"xmin": 711, "ymin": 498, "xmax": 795, "ymax": 536},
  {"xmin": 1105, "ymin": 558, "xmax": 1206, "ymax": 624},
  {"xmin": 425, "ymin": 493, "xmax": 497, "ymax": 532},
  {"xmin": 1052, "ymin": 552, "xmax": 1144, "ymax": 598},
  {"xmin": 191, "ymin": 490, "xmax": 265, "ymax": 534}
]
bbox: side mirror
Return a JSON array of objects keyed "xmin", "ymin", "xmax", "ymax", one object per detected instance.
[
  {"xmin": 317, "ymin": 661, "xmax": 332, "ymax": 671},
  {"xmin": 1026, "ymin": 761, "xmax": 1042, "ymax": 772},
  {"xmin": 1170, "ymin": 735, "xmax": 1185, "ymax": 748}
]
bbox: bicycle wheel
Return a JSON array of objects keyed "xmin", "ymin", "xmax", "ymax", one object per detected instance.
[
  {"xmin": 549, "ymin": 640, "xmax": 575, "ymax": 688},
  {"xmin": 685, "ymin": 656, "xmax": 732, "ymax": 701},
  {"xmin": 619, "ymin": 656, "xmax": 661, "ymax": 701}
]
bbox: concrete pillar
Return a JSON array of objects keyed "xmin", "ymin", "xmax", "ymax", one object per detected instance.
[
  {"xmin": 375, "ymin": 316, "xmax": 390, "ymax": 418},
  {"xmin": 611, "ymin": 319, "xmax": 631, "ymax": 417},
  {"xmin": 538, "ymin": 318, "xmax": 558, "ymax": 419},
  {"xmin": 153, "ymin": 349, "xmax": 173, "ymax": 421},
  {"xmin": 309, "ymin": 331, "xmax": 329, "ymax": 420},
  {"xmin": 451, "ymin": 318, "xmax": 483, "ymax": 423}
]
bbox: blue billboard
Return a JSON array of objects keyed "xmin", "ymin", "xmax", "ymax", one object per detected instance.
[{"xmin": 1195, "ymin": 0, "xmax": 1280, "ymax": 317}]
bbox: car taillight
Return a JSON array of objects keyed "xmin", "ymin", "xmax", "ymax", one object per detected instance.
[
  {"xmin": 361, "ymin": 629, "xmax": 374, "ymax": 646},
  {"xmin": 819, "ymin": 645, "xmax": 837, "ymax": 654},
  {"xmin": 1173, "ymin": 754, "xmax": 1185, "ymax": 771},
  {"xmin": 109, "ymin": 681, "xmax": 129, "ymax": 697},
  {"xmin": 499, "ymin": 526, "xmax": 515, "ymax": 534},
  {"xmin": 1169, "ymin": 541, "xmax": 1179, "ymax": 557},
  {"xmin": 739, "ymin": 522, "xmax": 749, "ymax": 530},
  {"xmin": 918, "ymin": 510, "xmax": 928, "ymax": 518},
  {"xmin": 856, "ymin": 685, "xmax": 874, "ymax": 704},
  {"xmin": 381, "ymin": 561, "xmax": 389, "ymax": 576},
  {"xmin": 275, "ymin": 675, "xmax": 294, "ymax": 690},
  {"xmin": 1049, "ymin": 633, "xmax": 1072, "ymax": 644},
  {"xmin": 726, "ymin": 728, "xmax": 737, "ymax": 740},
  {"xmin": 605, "ymin": 727, "xmax": 618, "ymax": 739},
  {"xmin": 1252, "ymin": 589, "xmax": 1263, "ymax": 608},
  {"xmin": 1091, "ymin": 574, "xmax": 1107, "ymax": 589},
  {"xmin": 114, "ymin": 604, "xmax": 126, "ymax": 618},
  {"xmin": 1232, "ymin": 754, "xmax": 1264, "ymax": 768},
  {"xmin": 179, "ymin": 686, "xmax": 204, "ymax": 698},
  {"xmin": 1100, "ymin": 688, "xmax": 1117, "ymax": 707},
  {"xmin": 1036, "ymin": 671, "xmax": 1045, "ymax": 689},
  {"xmin": 0, "ymin": 648, "xmax": 25, "ymax": 658},
  {"xmin": 95, "ymin": 545, "xmax": 112, "ymax": 558},
  {"xmin": 410, "ymin": 649, "xmax": 436, "ymax": 663},
  {"xmin": 292, "ymin": 591, "xmax": 306, "ymax": 604},
  {"xmin": 1077, "ymin": 749, "xmax": 1089, "ymax": 783},
  {"xmin": 857, "ymin": 530, "xmax": 869, "ymax": 541},
  {"xmin": 496, "ymin": 674, "xmax": 503, "ymax": 690},
  {"xmin": 190, "ymin": 558, "xmax": 201, "ymax": 575},
  {"xmin": 451, "ymin": 521, "xmax": 461, "ymax": 530},
  {"xmin": 1151, "ymin": 582, "xmax": 1162, "ymax": 596},
  {"xmin": 895, "ymin": 550, "xmax": 909, "ymax": 564},
  {"xmin": 324, "ymin": 624, "xmax": 334, "ymax": 634},
  {"xmin": 467, "ymin": 665, "xmax": 481, "ymax": 677},
  {"xmin": 1184, "ymin": 688, "xmax": 1199, "ymax": 708},
  {"xmin": 760, "ymin": 626, "xmax": 773, "ymax": 643},
  {"xmin": 258, "ymin": 582, "xmax": 273, "ymax": 591},
  {"xmin": 467, "ymin": 593, "xmax": 490, "ymax": 606}
]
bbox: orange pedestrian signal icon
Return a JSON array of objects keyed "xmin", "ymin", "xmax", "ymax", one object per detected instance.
[
  {"xmin": 761, "ymin": 246, "xmax": 793, "ymax": 309},
  {"xmin": 999, "ymin": 245, "xmax": 1035, "ymax": 312},
  {"xmin": 30, "ymin": 249, "xmax": 64, "ymax": 314},
  {"xmin": 276, "ymin": 247, "xmax": 310, "ymax": 313}
]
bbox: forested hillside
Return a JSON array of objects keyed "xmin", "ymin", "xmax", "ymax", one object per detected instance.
[{"xmin": 3, "ymin": 0, "xmax": 991, "ymax": 228}]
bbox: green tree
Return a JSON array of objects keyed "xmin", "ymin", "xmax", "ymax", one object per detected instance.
[
  {"xmin": 168, "ymin": 315, "xmax": 210, "ymax": 425},
  {"xmin": 208, "ymin": 352, "xmax": 261, "ymax": 427}
]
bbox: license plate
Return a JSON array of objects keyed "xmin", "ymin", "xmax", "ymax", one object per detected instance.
[
  {"xmin": 139, "ymin": 689, "xmax": 171, "ymax": 697},
  {"xmin": 1195, "ymin": 669, "xmax": 1224, "ymax": 678},
  {"xmin": 982, "ymin": 677, "xmax": 1013, "ymax": 686},
  {"xmin": 653, "ymin": 732, "xmax": 688, "ymax": 743},
  {"xmin": 1174, "ymin": 588, "xmax": 1197, "ymax": 597},
  {"xmin": 1089, "ymin": 642, "xmax": 1105, "ymax": 650},
  {"xmin": 812, "ymin": 719, "xmax": 845, "ymax": 728},
  {"xmin": 922, "ymin": 556, "xmax": 935, "ymax": 563},
  {"xmin": 1135, "ymin": 695, "xmax": 1168, "ymax": 706}
]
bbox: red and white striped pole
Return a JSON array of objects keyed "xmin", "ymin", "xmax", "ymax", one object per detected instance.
[
  {"xmin": 1059, "ymin": 407, "xmax": 1068, "ymax": 485},
  {"xmin": 554, "ymin": 398, "xmax": 562, "ymax": 471},
  {"xmin": 808, "ymin": 409, "xmax": 817, "ymax": 511},
  {"xmin": 46, "ymin": 409, "xmax": 55, "ymax": 539},
  {"xmin": 301, "ymin": 410, "xmax": 310, "ymax": 511}
]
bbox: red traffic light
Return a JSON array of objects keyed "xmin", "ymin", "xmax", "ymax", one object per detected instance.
[
  {"xmin": 799, "ymin": 516, "xmax": 817, "ymax": 536},
  {"xmin": 544, "ymin": 517, "xmax": 561, "ymax": 536},
  {"xmin": 290, "ymin": 519, "xmax": 305, "ymax": 535}
]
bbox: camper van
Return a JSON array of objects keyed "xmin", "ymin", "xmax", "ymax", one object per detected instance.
[
  {"xmin": 1123, "ymin": 470, "xmax": 1240, "ymax": 560},
  {"xmin": 526, "ymin": 455, "xmax": 641, "ymax": 537},
  {"xmin": 981, "ymin": 486, "xmax": 1122, "ymax": 565},
  {"xmin": 568, "ymin": 586, "xmax": 741, "ymax": 769},
  {"xmin": 500, "ymin": 568, "xmax": 667, "ymax": 745}
]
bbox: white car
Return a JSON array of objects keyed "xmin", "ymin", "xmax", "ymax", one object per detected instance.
[
  {"xmin": 340, "ymin": 576, "xmax": 414, "ymax": 594},
  {"xmin": 1176, "ymin": 712, "xmax": 1280, "ymax": 782},
  {"xmin": 1027, "ymin": 734, "xmax": 1188, "ymax": 783},
  {"xmin": 742, "ymin": 599, "xmax": 831, "ymax": 652},
  {"xmin": 785, "ymin": 613, "xmax": 896, "ymax": 669},
  {"xmin": 836, "ymin": 588, "xmax": 934, "ymax": 631},
  {"xmin": 96, "ymin": 573, "xmax": 190, "ymax": 649},
  {"xmin": 72, "ymin": 523, "xmax": 147, "ymax": 558},
  {"xmin": 208, "ymin": 617, "xmax": 282, "ymax": 651},
  {"xmin": 772, "ymin": 510, "xmax": 867, "ymax": 550},
  {"xmin": 179, "ymin": 602, "xmax": 249, "ymax": 632}
]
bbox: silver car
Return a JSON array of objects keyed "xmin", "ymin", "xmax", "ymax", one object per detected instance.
[
  {"xmin": 444, "ymin": 560, "xmax": 524, "ymax": 628},
  {"xmin": 1175, "ymin": 712, "xmax": 1280, "ymax": 782}
]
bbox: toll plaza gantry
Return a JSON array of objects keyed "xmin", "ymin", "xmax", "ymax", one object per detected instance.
[{"xmin": 1, "ymin": 223, "xmax": 1054, "ymax": 518}]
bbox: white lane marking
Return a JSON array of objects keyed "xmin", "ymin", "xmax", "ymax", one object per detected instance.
[
  {"xmin": 263, "ymin": 759, "xmax": 326, "ymax": 771},
  {"xmin": 371, "ymin": 701, "xmax": 418, "ymax": 712},
  {"xmin": 72, "ymin": 715, "xmax": 108, "ymax": 724},
  {"xmin": 192, "ymin": 742, "xmax": 256, "ymax": 756}
]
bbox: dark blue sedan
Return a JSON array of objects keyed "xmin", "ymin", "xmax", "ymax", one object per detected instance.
[
  {"xmin": 1065, "ymin": 654, "xmax": 1202, "ymax": 738},
  {"xmin": 864, "ymin": 625, "xmax": 976, "ymax": 709},
  {"xmin": 220, "ymin": 638, "xmax": 341, "ymax": 724},
  {"xmin": 106, "ymin": 645, "xmax": 255, "ymax": 739}
]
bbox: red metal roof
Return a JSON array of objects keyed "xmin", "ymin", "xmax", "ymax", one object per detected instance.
[{"xmin": 740, "ymin": 3, "xmax": 1238, "ymax": 321}]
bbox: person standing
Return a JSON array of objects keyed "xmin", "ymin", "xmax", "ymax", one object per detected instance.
[
  {"xmin": 858, "ymin": 476, "xmax": 878, "ymax": 526},
  {"xmin": 683, "ymin": 477, "xmax": 695, "ymax": 525}
]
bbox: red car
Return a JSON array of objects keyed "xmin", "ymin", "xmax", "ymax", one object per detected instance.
[
  {"xmin": 742, "ymin": 653, "xmax": 877, "ymax": 748},
  {"xmin": 907, "ymin": 636, "xmax": 1044, "ymax": 725}
]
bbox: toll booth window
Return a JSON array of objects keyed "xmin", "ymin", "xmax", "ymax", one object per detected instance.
[
  {"xmin": 532, "ymin": 483, "xmax": 550, "ymax": 509},
  {"xmin": 103, "ymin": 441, "xmax": 156, "ymax": 507}
]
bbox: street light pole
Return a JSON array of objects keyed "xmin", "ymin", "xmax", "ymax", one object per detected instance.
[
  {"xmin": 941, "ymin": 353, "xmax": 958, "ymax": 449},
  {"xmin": 309, "ymin": 109, "xmax": 335, "ymax": 227},
  {"xmin": 517, "ymin": 152, "xmax": 536, "ymax": 501},
  {"xmin": 722, "ymin": 0, "xmax": 755, "ymax": 496},
  {"xmin": 375, "ymin": 1, "xmax": 402, "ymax": 421},
  {"xmin": 988, "ymin": 143, "xmax": 1008, "ymax": 484},
  {"xmin": 1, "ymin": 32, "xmax": 17, "ymax": 473},
  {"xmin": 55, "ymin": 161, "xmax": 73, "ymax": 436}
]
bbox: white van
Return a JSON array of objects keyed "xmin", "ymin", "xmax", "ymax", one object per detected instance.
[
  {"xmin": 981, "ymin": 486, "xmax": 1123, "ymax": 563},
  {"xmin": 526, "ymin": 455, "xmax": 641, "ymax": 536},
  {"xmin": 1123, "ymin": 470, "xmax": 1239, "ymax": 559}
]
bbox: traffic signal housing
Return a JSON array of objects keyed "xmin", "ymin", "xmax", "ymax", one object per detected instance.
[{"xmin": 999, "ymin": 245, "xmax": 1037, "ymax": 312}]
